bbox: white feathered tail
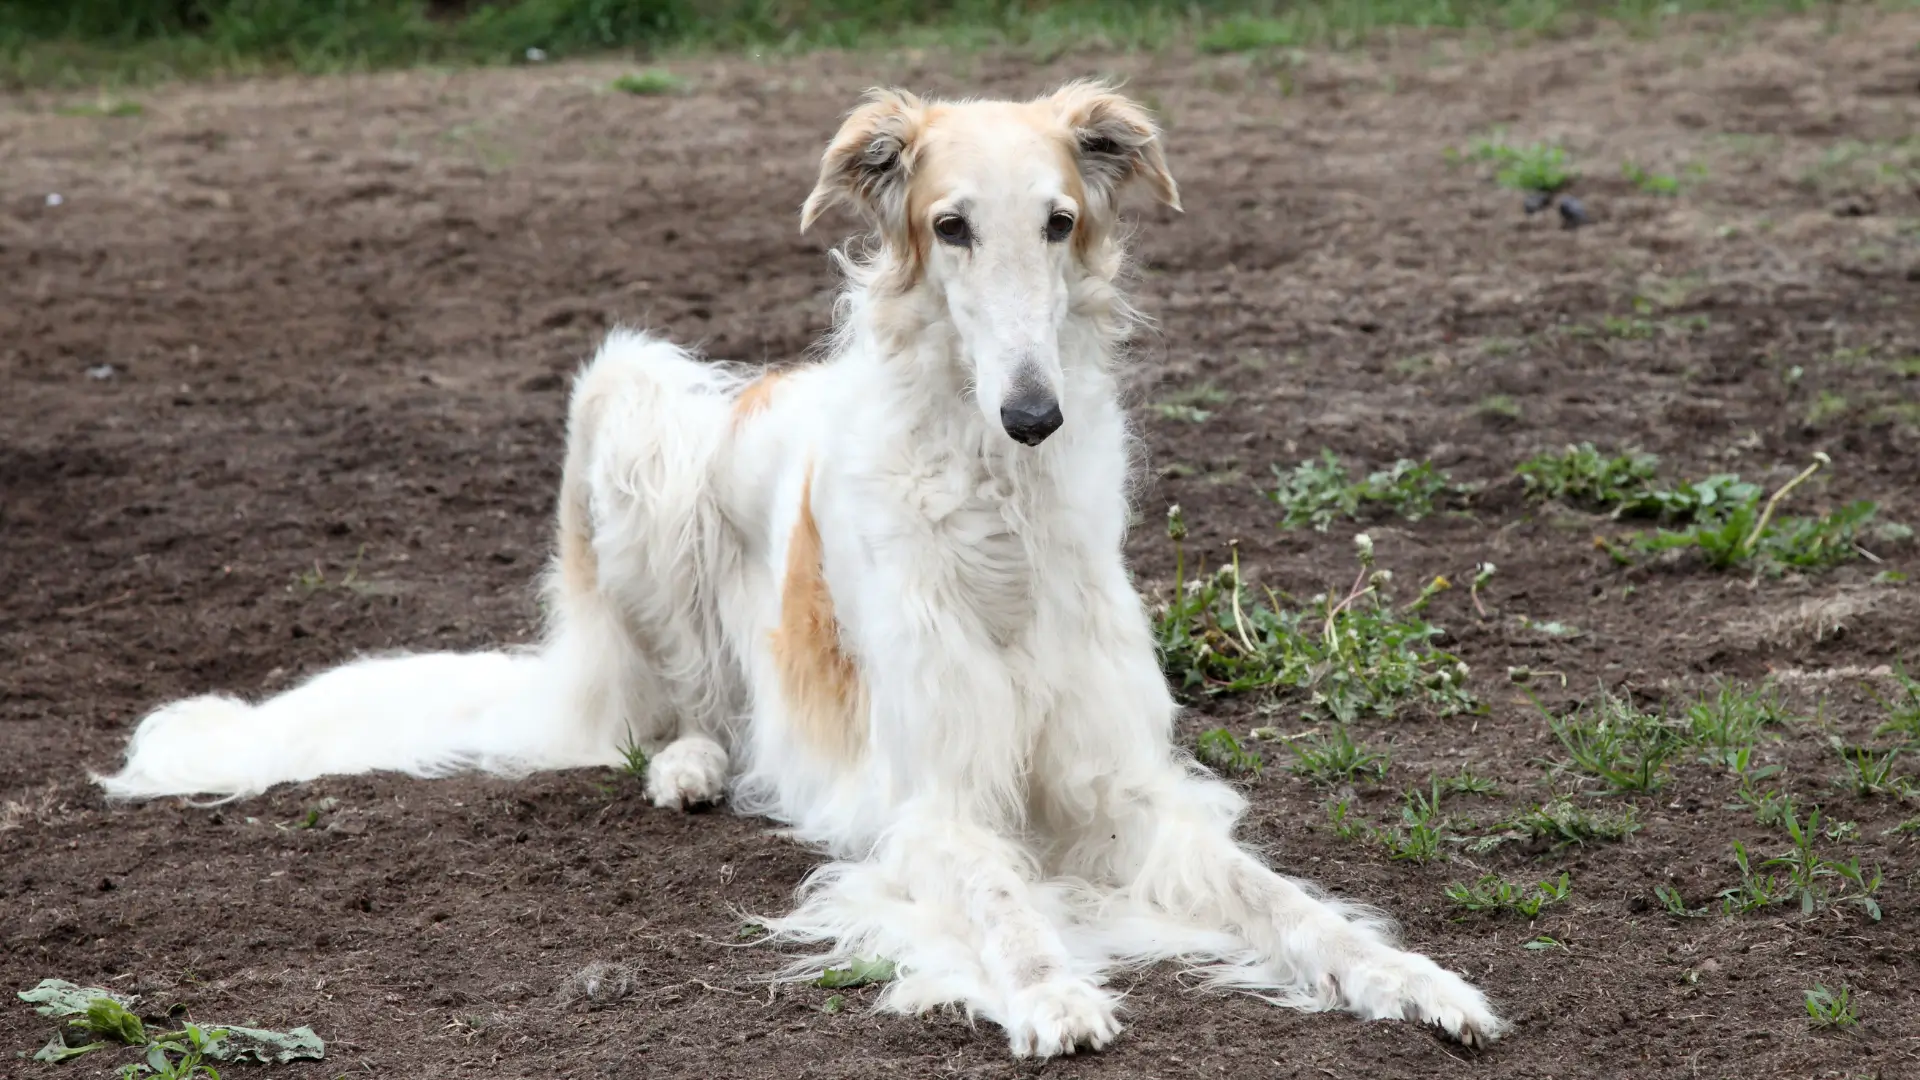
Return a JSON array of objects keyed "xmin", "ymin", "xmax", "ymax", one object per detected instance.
[{"xmin": 96, "ymin": 330, "xmax": 744, "ymax": 802}]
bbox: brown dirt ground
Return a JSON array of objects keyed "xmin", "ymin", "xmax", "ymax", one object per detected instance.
[{"xmin": 5, "ymin": 12, "xmax": 1920, "ymax": 1079}]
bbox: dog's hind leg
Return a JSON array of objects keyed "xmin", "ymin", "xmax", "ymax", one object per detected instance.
[{"xmin": 550, "ymin": 330, "xmax": 747, "ymax": 808}]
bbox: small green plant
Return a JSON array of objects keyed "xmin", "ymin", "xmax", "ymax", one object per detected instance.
[
  {"xmin": 122, "ymin": 1024, "xmax": 225, "ymax": 1079},
  {"xmin": 821, "ymin": 993, "xmax": 847, "ymax": 1014},
  {"xmin": 1733, "ymin": 783, "xmax": 1798, "ymax": 827},
  {"xmin": 1154, "ymin": 519, "xmax": 1475, "ymax": 720},
  {"xmin": 1478, "ymin": 394, "xmax": 1522, "ymax": 420},
  {"xmin": 1545, "ymin": 688, "xmax": 1681, "ymax": 793},
  {"xmin": 1196, "ymin": 727, "xmax": 1263, "ymax": 776},
  {"xmin": 617, "ymin": 735, "xmax": 650, "ymax": 778},
  {"xmin": 1268, "ymin": 451, "xmax": 1456, "ymax": 531},
  {"xmin": 1286, "ymin": 725, "xmax": 1389, "ymax": 784},
  {"xmin": 815, "ymin": 957, "xmax": 895, "ymax": 989},
  {"xmin": 1461, "ymin": 133, "xmax": 1575, "ymax": 192},
  {"xmin": 1654, "ymin": 883, "xmax": 1707, "ymax": 917},
  {"xmin": 1685, "ymin": 681, "xmax": 1794, "ymax": 750},
  {"xmin": 1871, "ymin": 665, "xmax": 1920, "ymax": 743},
  {"xmin": 1441, "ymin": 768, "xmax": 1500, "ymax": 796},
  {"xmin": 1719, "ymin": 809, "xmax": 1885, "ymax": 920},
  {"xmin": 610, "ymin": 70, "xmax": 683, "ymax": 95},
  {"xmin": 1621, "ymin": 160, "xmax": 1679, "ymax": 194},
  {"xmin": 1624, "ymin": 455, "xmax": 1889, "ymax": 574},
  {"xmin": 1152, "ymin": 402, "xmax": 1212, "ymax": 423},
  {"xmin": 1834, "ymin": 743, "xmax": 1909, "ymax": 798},
  {"xmin": 1377, "ymin": 779, "xmax": 1447, "ymax": 863},
  {"xmin": 1517, "ymin": 444, "xmax": 1661, "ymax": 510},
  {"xmin": 1325, "ymin": 797, "xmax": 1367, "ymax": 841},
  {"xmin": 1489, "ymin": 798, "xmax": 1641, "ymax": 852},
  {"xmin": 1804, "ymin": 984, "xmax": 1858, "ymax": 1029},
  {"xmin": 1444, "ymin": 872, "xmax": 1570, "ymax": 918}
]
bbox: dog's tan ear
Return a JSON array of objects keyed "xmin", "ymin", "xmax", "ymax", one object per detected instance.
[
  {"xmin": 1048, "ymin": 81, "xmax": 1180, "ymax": 212},
  {"xmin": 801, "ymin": 89, "xmax": 928, "ymax": 234}
]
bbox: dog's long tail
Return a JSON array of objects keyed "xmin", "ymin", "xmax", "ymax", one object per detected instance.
[
  {"xmin": 96, "ymin": 329, "xmax": 744, "ymax": 802},
  {"xmin": 91, "ymin": 649, "xmax": 602, "ymax": 800}
]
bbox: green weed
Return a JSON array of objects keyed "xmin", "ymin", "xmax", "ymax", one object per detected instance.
[
  {"xmin": 1441, "ymin": 768, "xmax": 1500, "ymax": 796},
  {"xmin": 1478, "ymin": 394, "xmax": 1523, "ymax": 420},
  {"xmin": 1481, "ymin": 798, "xmax": 1641, "ymax": 852},
  {"xmin": 1871, "ymin": 665, "xmax": 1920, "ymax": 743},
  {"xmin": 815, "ymin": 957, "xmax": 895, "ymax": 989},
  {"xmin": 1377, "ymin": 779, "xmax": 1447, "ymax": 863},
  {"xmin": 1804, "ymin": 983, "xmax": 1859, "ymax": 1029},
  {"xmin": 1621, "ymin": 160, "xmax": 1679, "ymax": 194},
  {"xmin": 1833, "ymin": 743, "xmax": 1910, "ymax": 799},
  {"xmin": 1516, "ymin": 443, "xmax": 1660, "ymax": 511},
  {"xmin": 610, "ymin": 69, "xmax": 683, "ymax": 95},
  {"xmin": 1460, "ymin": 133, "xmax": 1575, "ymax": 192},
  {"xmin": 1196, "ymin": 727, "xmax": 1263, "ymax": 776},
  {"xmin": 1268, "ymin": 450, "xmax": 1457, "ymax": 531},
  {"xmin": 1444, "ymin": 872, "xmax": 1570, "ymax": 918},
  {"xmin": 1285, "ymin": 725, "xmax": 1390, "ymax": 784},
  {"xmin": 1155, "ymin": 520, "xmax": 1475, "ymax": 720},
  {"xmin": 617, "ymin": 735, "xmax": 650, "ymax": 779},
  {"xmin": 1545, "ymin": 688, "xmax": 1680, "ymax": 794}
]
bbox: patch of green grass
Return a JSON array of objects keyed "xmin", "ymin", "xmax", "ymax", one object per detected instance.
[
  {"xmin": 1471, "ymin": 797, "xmax": 1641, "ymax": 853},
  {"xmin": 1444, "ymin": 872, "xmax": 1570, "ymax": 918},
  {"xmin": 610, "ymin": 69, "xmax": 682, "ymax": 95},
  {"xmin": 1686, "ymin": 680, "xmax": 1795, "ymax": 754},
  {"xmin": 1478, "ymin": 394, "xmax": 1523, "ymax": 420},
  {"xmin": 1268, "ymin": 450, "xmax": 1458, "ymax": 531},
  {"xmin": 1805, "ymin": 390, "xmax": 1850, "ymax": 427},
  {"xmin": 55, "ymin": 97, "xmax": 142, "ymax": 116},
  {"xmin": 1719, "ymin": 807, "xmax": 1884, "ymax": 920},
  {"xmin": 1196, "ymin": 727, "xmax": 1263, "ymax": 776},
  {"xmin": 1871, "ymin": 664, "xmax": 1920, "ymax": 744},
  {"xmin": 1441, "ymin": 767, "xmax": 1500, "ymax": 796},
  {"xmin": 1457, "ymin": 132, "xmax": 1575, "ymax": 192},
  {"xmin": 1545, "ymin": 687, "xmax": 1680, "ymax": 794},
  {"xmin": 1197, "ymin": 14, "xmax": 1297, "ymax": 51},
  {"xmin": 6, "ymin": 1, "xmax": 1910, "ymax": 89},
  {"xmin": 1801, "ymin": 136, "xmax": 1920, "ymax": 192},
  {"xmin": 1833, "ymin": 743, "xmax": 1911, "ymax": 799},
  {"xmin": 1599, "ymin": 454, "xmax": 1894, "ymax": 575},
  {"xmin": 1285, "ymin": 725, "xmax": 1389, "ymax": 784},
  {"xmin": 1517, "ymin": 443, "xmax": 1660, "ymax": 511},
  {"xmin": 1804, "ymin": 983, "xmax": 1859, "ymax": 1029},
  {"xmin": 1377, "ymin": 779, "xmax": 1447, "ymax": 863},
  {"xmin": 1155, "ymin": 518, "xmax": 1475, "ymax": 720},
  {"xmin": 1621, "ymin": 160, "xmax": 1678, "ymax": 194}
]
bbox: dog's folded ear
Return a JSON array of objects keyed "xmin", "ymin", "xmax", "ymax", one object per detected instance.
[
  {"xmin": 801, "ymin": 89, "xmax": 928, "ymax": 234},
  {"xmin": 1047, "ymin": 81, "xmax": 1181, "ymax": 213}
]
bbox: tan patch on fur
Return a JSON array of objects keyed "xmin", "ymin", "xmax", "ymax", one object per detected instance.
[
  {"xmin": 732, "ymin": 371, "xmax": 786, "ymax": 426},
  {"xmin": 769, "ymin": 472, "xmax": 868, "ymax": 763}
]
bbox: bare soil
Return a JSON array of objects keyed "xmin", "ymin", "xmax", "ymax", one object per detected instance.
[{"xmin": 4, "ymin": 14, "xmax": 1920, "ymax": 1079}]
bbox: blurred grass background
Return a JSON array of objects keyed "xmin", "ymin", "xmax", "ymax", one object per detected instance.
[{"xmin": 0, "ymin": 0, "xmax": 1877, "ymax": 88}]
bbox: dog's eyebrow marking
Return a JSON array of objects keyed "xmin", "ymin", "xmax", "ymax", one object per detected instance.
[
  {"xmin": 732, "ymin": 370, "xmax": 787, "ymax": 426},
  {"xmin": 769, "ymin": 468, "xmax": 869, "ymax": 764}
]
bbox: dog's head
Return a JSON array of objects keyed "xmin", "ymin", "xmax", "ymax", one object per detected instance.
[{"xmin": 801, "ymin": 82, "xmax": 1179, "ymax": 448}]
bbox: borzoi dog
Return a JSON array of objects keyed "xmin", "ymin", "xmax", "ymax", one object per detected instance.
[{"xmin": 97, "ymin": 81, "xmax": 1503, "ymax": 1057}]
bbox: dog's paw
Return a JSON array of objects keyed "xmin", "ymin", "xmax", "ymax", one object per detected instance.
[
  {"xmin": 643, "ymin": 736, "xmax": 729, "ymax": 810},
  {"xmin": 1347, "ymin": 951, "xmax": 1505, "ymax": 1047},
  {"xmin": 1004, "ymin": 979, "xmax": 1121, "ymax": 1059},
  {"xmin": 1410, "ymin": 966, "xmax": 1505, "ymax": 1048}
]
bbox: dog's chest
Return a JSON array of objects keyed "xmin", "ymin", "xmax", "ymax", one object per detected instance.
[{"xmin": 900, "ymin": 463, "xmax": 1055, "ymax": 645}]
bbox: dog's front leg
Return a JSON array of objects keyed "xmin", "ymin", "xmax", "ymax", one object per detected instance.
[
  {"xmin": 881, "ymin": 807, "xmax": 1121, "ymax": 1057},
  {"xmin": 1040, "ymin": 577, "xmax": 1504, "ymax": 1045}
]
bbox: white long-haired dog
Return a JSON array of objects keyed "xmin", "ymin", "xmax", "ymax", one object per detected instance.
[{"xmin": 97, "ymin": 82, "xmax": 1503, "ymax": 1057}]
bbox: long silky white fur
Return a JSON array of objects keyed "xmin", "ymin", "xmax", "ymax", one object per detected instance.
[{"xmin": 95, "ymin": 89, "xmax": 1503, "ymax": 1058}]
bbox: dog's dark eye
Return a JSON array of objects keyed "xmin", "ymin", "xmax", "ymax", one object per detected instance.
[
  {"xmin": 933, "ymin": 214, "xmax": 972, "ymax": 247},
  {"xmin": 1045, "ymin": 211, "xmax": 1076, "ymax": 243}
]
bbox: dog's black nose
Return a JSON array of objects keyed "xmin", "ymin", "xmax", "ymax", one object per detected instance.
[{"xmin": 1000, "ymin": 393, "xmax": 1064, "ymax": 446}]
